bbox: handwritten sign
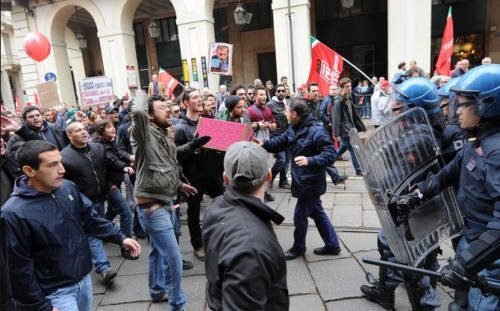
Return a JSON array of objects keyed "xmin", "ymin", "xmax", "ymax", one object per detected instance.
[
  {"xmin": 35, "ymin": 81, "xmax": 60, "ymax": 108},
  {"xmin": 196, "ymin": 117, "xmax": 253, "ymax": 151},
  {"xmin": 79, "ymin": 76, "xmax": 114, "ymax": 107}
]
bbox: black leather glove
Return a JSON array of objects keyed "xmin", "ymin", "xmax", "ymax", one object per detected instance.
[
  {"xmin": 190, "ymin": 135, "xmax": 211, "ymax": 149},
  {"xmin": 440, "ymin": 260, "xmax": 470, "ymax": 291}
]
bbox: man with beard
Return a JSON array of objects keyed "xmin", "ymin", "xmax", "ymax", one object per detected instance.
[
  {"xmin": 131, "ymin": 92, "xmax": 208, "ymax": 309},
  {"xmin": 306, "ymin": 83, "xmax": 321, "ymax": 120},
  {"xmin": 217, "ymin": 95, "xmax": 249, "ymax": 124},
  {"xmin": 6, "ymin": 106, "xmax": 67, "ymax": 158},
  {"xmin": 267, "ymin": 84, "xmax": 291, "ymax": 189},
  {"xmin": 174, "ymin": 89, "xmax": 222, "ymax": 262},
  {"xmin": 202, "ymin": 94, "xmax": 217, "ymax": 118}
]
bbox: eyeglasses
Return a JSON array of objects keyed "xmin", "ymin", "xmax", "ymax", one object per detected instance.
[{"xmin": 276, "ymin": 89, "xmax": 286, "ymax": 93}]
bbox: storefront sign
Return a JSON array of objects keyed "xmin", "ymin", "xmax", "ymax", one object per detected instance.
[{"xmin": 79, "ymin": 76, "xmax": 114, "ymax": 107}]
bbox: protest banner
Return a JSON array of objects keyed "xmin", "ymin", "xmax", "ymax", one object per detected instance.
[
  {"xmin": 79, "ymin": 76, "xmax": 114, "ymax": 107},
  {"xmin": 127, "ymin": 66, "xmax": 138, "ymax": 88},
  {"xmin": 182, "ymin": 59, "xmax": 190, "ymax": 87},
  {"xmin": 35, "ymin": 81, "xmax": 60, "ymax": 109},
  {"xmin": 195, "ymin": 117, "xmax": 253, "ymax": 151}
]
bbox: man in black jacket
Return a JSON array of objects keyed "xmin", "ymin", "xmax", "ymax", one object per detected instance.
[
  {"xmin": 267, "ymin": 84, "xmax": 291, "ymax": 189},
  {"xmin": 332, "ymin": 77, "xmax": 367, "ymax": 175},
  {"xmin": 6, "ymin": 106, "xmax": 68, "ymax": 158},
  {"xmin": 174, "ymin": 88, "xmax": 224, "ymax": 261},
  {"xmin": 203, "ymin": 141, "xmax": 288, "ymax": 310},
  {"xmin": 61, "ymin": 122, "xmax": 122, "ymax": 283},
  {"xmin": 1, "ymin": 140, "xmax": 140, "ymax": 311}
]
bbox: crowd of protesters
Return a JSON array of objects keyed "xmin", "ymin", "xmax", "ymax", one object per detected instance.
[{"xmin": 0, "ymin": 55, "xmax": 498, "ymax": 311}]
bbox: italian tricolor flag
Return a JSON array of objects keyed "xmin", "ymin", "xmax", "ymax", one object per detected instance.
[
  {"xmin": 158, "ymin": 67, "xmax": 180, "ymax": 97},
  {"xmin": 434, "ymin": 7, "xmax": 454, "ymax": 76},
  {"xmin": 307, "ymin": 36, "xmax": 344, "ymax": 97}
]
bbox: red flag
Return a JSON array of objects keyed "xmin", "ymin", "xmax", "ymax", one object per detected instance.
[
  {"xmin": 158, "ymin": 67, "xmax": 180, "ymax": 97},
  {"xmin": 15, "ymin": 92, "xmax": 21, "ymax": 113},
  {"xmin": 434, "ymin": 7, "xmax": 454, "ymax": 76},
  {"xmin": 34, "ymin": 92, "xmax": 40, "ymax": 106},
  {"xmin": 306, "ymin": 36, "xmax": 344, "ymax": 97}
]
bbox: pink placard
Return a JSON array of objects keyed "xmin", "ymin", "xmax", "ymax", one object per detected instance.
[{"xmin": 196, "ymin": 117, "xmax": 253, "ymax": 151}]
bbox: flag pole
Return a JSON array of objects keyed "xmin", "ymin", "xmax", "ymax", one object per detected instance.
[{"xmin": 341, "ymin": 56, "xmax": 376, "ymax": 85}]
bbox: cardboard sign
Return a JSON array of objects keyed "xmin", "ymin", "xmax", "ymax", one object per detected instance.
[
  {"xmin": 35, "ymin": 81, "xmax": 60, "ymax": 108},
  {"xmin": 196, "ymin": 117, "xmax": 253, "ymax": 151},
  {"xmin": 79, "ymin": 76, "xmax": 114, "ymax": 107}
]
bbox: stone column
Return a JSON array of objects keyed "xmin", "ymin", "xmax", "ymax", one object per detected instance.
[
  {"xmin": 387, "ymin": 0, "xmax": 432, "ymax": 80},
  {"xmin": 98, "ymin": 31, "xmax": 140, "ymax": 98},
  {"xmin": 272, "ymin": 0, "xmax": 312, "ymax": 92},
  {"xmin": 1, "ymin": 70, "xmax": 15, "ymax": 111},
  {"xmin": 50, "ymin": 40, "xmax": 78, "ymax": 106},
  {"xmin": 171, "ymin": 0, "xmax": 219, "ymax": 93}
]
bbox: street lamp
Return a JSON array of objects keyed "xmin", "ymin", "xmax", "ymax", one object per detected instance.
[
  {"xmin": 341, "ymin": 0, "xmax": 355, "ymax": 9},
  {"xmin": 233, "ymin": 3, "xmax": 252, "ymax": 26},
  {"xmin": 148, "ymin": 20, "xmax": 160, "ymax": 40},
  {"xmin": 76, "ymin": 32, "xmax": 87, "ymax": 50}
]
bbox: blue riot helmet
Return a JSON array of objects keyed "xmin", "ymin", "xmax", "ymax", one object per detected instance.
[
  {"xmin": 450, "ymin": 64, "xmax": 500, "ymax": 119},
  {"xmin": 438, "ymin": 77, "xmax": 459, "ymax": 97},
  {"xmin": 393, "ymin": 78, "xmax": 441, "ymax": 115}
]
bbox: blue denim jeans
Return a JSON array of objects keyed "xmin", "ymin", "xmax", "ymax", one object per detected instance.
[
  {"xmin": 88, "ymin": 201, "xmax": 111, "ymax": 275},
  {"xmin": 293, "ymin": 197, "xmax": 340, "ymax": 251},
  {"xmin": 337, "ymin": 137, "xmax": 361, "ymax": 173},
  {"xmin": 137, "ymin": 206, "xmax": 187, "ymax": 311},
  {"xmin": 271, "ymin": 150, "xmax": 290, "ymax": 186},
  {"xmin": 46, "ymin": 274, "xmax": 92, "ymax": 311},
  {"xmin": 326, "ymin": 166, "xmax": 341, "ymax": 183},
  {"xmin": 456, "ymin": 236, "xmax": 500, "ymax": 311},
  {"xmin": 107, "ymin": 188, "xmax": 133, "ymax": 237}
]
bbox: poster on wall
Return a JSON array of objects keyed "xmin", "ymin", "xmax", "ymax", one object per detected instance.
[
  {"xmin": 208, "ymin": 42, "xmax": 233, "ymax": 76},
  {"xmin": 79, "ymin": 76, "xmax": 114, "ymax": 107},
  {"xmin": 126, "ymin": 66, "xmax": 138, "ymax": 88},
  {"xmin": 201, "ymin": 56, "xmax": 209, "ymax": 88},
  {"xmin": 182, "ymin": 59, "xmax": 190, "ymax": 87},
  {"xmin": 36, "ymin": 81, "xmax": 60, "ymax": 109},
  {"xmin": 191, "ymin": 58, "xmax": 199, "ymax": 88}
]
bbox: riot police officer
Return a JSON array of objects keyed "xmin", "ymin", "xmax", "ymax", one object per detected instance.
[
  {"xmin": 438, "ymin": 78, "xmax": 466, "ymax": 163},
  {"xmin": 360, "ymin": 78, "xmax": 446, "ymax": 311},
  {"xmin": 418, "ymin": 64, "xmax": 500, "ymax": 311}
]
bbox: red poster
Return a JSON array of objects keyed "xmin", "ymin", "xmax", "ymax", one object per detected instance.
[{"xmin": 195, "ymin": 117, "xmax": 253, "ymax": 151}]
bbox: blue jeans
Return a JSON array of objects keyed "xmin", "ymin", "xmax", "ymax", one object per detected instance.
[
  {"xmin": 107, "ymin": 188, "xmax": 133, "ymax": 237},
  {"xmin": 88, "ymin": 201, "xmax": 111, "ymax": 274},
  {"xmin": 362, "ymin": 102, "xmax": 371, "ymax": 117},
  {"xmin": 456, "ymin": 236, "xmax": 500, "ymax": 311},
  {"xmin": 271, "ymin": 150, "xmax": 290, "ymax": 185},
  {"xmin": 137, "ymin": 206, "xmax": 186, "ymax": 310},
  {"xmin": 326, "ymin": 166, "xmax": 341, "ymax": 183},
  {"xmin": 293, "ymin": 197, "xmax": 340, "ymax": 251},
  {"xmin": 337, "ymin": 137, "xmax": 361, "ymax": 173},
  {"xmin": 46, "ymin": 274, "xmax": 92, "ymax": 311}
]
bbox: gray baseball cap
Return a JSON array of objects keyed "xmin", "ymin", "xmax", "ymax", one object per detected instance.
[{"xmin": 224, "ymin": 141, "xmax": 268, "ymax": 188}]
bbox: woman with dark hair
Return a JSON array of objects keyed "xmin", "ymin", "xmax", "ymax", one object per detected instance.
[{"xmin": 93, "ymin": 119, "xmax": 138, "ymax": 259}]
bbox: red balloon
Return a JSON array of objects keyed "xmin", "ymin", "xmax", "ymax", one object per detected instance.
[{"xmin": 24, "ymin": 32, "xmax": 51, "ymax": 62}]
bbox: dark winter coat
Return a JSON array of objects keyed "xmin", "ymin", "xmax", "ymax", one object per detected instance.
[
  {"xmin": 1, "ymin": 177, "xmax": 125, "ymax": 311},
  {"xmin": 332, "ymin": 95, "xmax": 367, "ymax": 138},
  {"xmin": 6, "ymin": 121, "xmax": 68, "ymax": 157},
  {"xmin": 267, "ymin": 98, "xmax": 289, "ymax": 136},
  {"xmin": 203, "ymin": 186, "xmax": 288, "ymax": 311},
  {"xmin": 263, "ymin": 114, "xmax": 336, "ymax": 199},
  {"xmin": 93, "ymin": 137, "xmax": 131, "ymax": 187},
  {"xmin": 61, "ymin": 143, "xmax": 110, "ymax": 203}
]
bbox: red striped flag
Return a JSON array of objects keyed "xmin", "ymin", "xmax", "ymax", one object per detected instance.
[
  {"xmin": 434, "ymin": 7, "xmax": 454, "ymax": 76},
  {"xmin": 158, "ymin": 67, "xmax": 180, "ymax": 97}
]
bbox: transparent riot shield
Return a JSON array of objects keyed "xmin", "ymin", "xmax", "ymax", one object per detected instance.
[{"xmin": 349, "ymin": 107, "xmax": 463, "ymax": 266}]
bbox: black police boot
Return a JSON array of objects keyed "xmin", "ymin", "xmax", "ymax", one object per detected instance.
[{"xmin": 360, "ymin": 284, "xmax": 395, "ymax": 310}]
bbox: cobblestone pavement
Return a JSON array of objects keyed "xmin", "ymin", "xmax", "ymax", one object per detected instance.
[{"xmin": 93, "ymin": 156, "xmax": 457, "ymax": 311}]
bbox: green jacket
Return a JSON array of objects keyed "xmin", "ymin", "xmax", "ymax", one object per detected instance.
[{"xmin": 131, "ymin": 93, "xmax": 186, "ymax": 203}]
